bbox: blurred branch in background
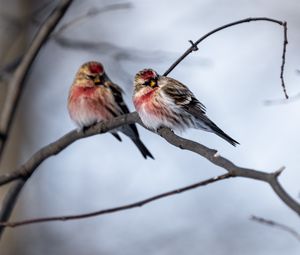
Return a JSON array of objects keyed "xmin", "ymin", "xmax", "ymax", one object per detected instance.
[
  {"xmin": 0, "ymin": 0, "xmax": 73, "ymax": 239},
  {"xmin": 0, "ymin": 0, "xmax": 73, "ymax": 161},
  {"xmin": 0, "ymin": 113, "xmax": 299, "ymax": 229},
  {"xmin": 53, "ymin": 2, "xmax": 133, "ymax": 37},
  {"xmin": 264, "ymin": 92, "xmax": 300, "ymax": 106},
  {"xmin": 0, "ymin": 1, "xmax": 56, "ymax": 83},
  {"xmin": 251, "ymin": 215, "xmax": 300, "ymax": 242},
  {"xmin": 51, "ymin": 2, "xmax": 180, "ymax": 87},
  {"xmin": 54, "ymin": 36, "xmax": 178, "ymax": 86}
]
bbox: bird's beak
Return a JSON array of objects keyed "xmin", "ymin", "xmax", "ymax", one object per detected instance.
[
  {"xmin": 150, "ymin": 79, "xmax": 157, "ymax": 88},
  {"xmin": 94, "ymin": 75, "xmax": 102, "ymax": 85}
]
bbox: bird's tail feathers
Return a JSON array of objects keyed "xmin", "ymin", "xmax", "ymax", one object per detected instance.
[
  {"xmin": 131, "ymin": 138, "xmax": 154, "ymax": 159},
  {"xmin": 198, "ymin": 118, "xmax": 239, "ymax": 146},
  {"xmin": 111, "ymin": 132, "xmax": 122, "ymax": 142}
]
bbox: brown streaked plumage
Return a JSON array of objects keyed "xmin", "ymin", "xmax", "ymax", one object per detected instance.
[
  {"xmin": 68, "ymin": 61, "xmax": 154, "ymax": 159},
  {"xmin": 133, "ymin": 68, "xmax": 239, "ymax": 146}
]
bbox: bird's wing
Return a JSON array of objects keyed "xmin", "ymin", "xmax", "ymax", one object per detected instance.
[
  {"xmin": 108, "ymin": 82, "xmax": 140, "ymax": 137},
  {"xmin": 160, "ymin": 77, "xmax": 206, "ymax": 114}
]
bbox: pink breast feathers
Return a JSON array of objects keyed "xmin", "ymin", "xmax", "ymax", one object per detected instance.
[
  {"xmin": 71, "ymin": 86, "xmax": 97, "ymax": 99},
  {"xmin": 134, "ymin": 88, "xmax": 157, "ymax": 110}
]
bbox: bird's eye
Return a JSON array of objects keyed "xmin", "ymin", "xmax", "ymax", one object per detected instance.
[{"xmin": 85, "ymin": 74, "xmax": 95, "ymax": 80}]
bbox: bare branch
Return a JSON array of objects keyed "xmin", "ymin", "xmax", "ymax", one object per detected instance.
[
  {"xmin": 0, "ymin": 113, "xmax": 299, "ymax": 228},
  {"xmin": 251, "ymin": 215, "xmax": 300, "ymax": 242},
  {"xmin": 0, "ymin": 173, "xmax": 233, "ymax": 227},
  {"xmin": 0, "ymin": 0, "xmax": 73, "ymax": 161},
  {"xmin": 156, "ymin": 127, "xmax": 300, "ymax": 215},
  {"xmin": 0, "ymin": 0, "xmax": 74, "ymax": 240},
  {"xmin": 0, "ymin": 180, "xmax": 24, "ymax": 237},
  {"xmin": 53, "ymin": 2, "xmax": 132, "ymax": 37},
  {"xmin": 0, "ymin": 113, "xmax": 138, "ymax": 186},
  {"xmin": 280, "ymin": 22, "xmax": 288, "ymax": 99},
  {"xmin": 163, "ymin": 17, "xmax": 288, "ymax": 99}
]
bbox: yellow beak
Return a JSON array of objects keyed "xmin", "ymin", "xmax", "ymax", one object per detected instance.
[
  {"xmin": 150, "ymin": 80, "xmax": 156, "ymax": 87},
  {"xmin": 94, "ymin": 75, "xmax": 101, "ymax": 85}
]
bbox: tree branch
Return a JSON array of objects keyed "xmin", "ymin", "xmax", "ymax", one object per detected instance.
[
  {"xmin": 0, "ymin": 0, "xmax": 73, "ymax": 161},
  {"xmin": 251, "ymin": 215, "xmax": 300, "ymax": 242},
  {"xmin": 0, "ymin": 173, "xmax": 233, "ymax": 227},
  {"xmin": 0, "ymin": 113, "xmax": 138, "ymax": 186},
  {"xmin": 0, "ymin": 114, "xmax": 299, "ymax": 228},
  {"xmin": 163, "ymin": 17, "xmax": 289, "ymax": 99},
  {"xmin": 53, "ymin": 2, "xmax": 132, "ymax": 37},
  {"xmin": 0, "ymin": 0, "xmax": 73, "ymax": 240},
  {"xmin": 0, "ymin": 180, "xmax": 24, "ymax": 235}
]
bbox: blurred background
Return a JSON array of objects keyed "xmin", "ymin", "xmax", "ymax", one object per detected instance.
[{"xmin": 0, "ymin": 0, "xmax": 300, "ymax": 254}]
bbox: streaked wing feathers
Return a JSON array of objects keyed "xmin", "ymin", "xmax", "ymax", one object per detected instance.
[
  {"xmin": 161, "ymin": 77, "xmax": 206, "ymax": 114},
  {"xmin": 109, "ymin": 82, "xmax": 139, "ymax": 137}
]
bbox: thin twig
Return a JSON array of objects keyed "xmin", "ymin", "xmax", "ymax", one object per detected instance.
[
  {"xmin": 53, "ymin": 3, "xmax": 132, "ymax": 37},
  {"xmin": 0, "ymin": 173, "xmax": 233, "ymax": 227},
  {"xmin": 280, "ymin": 22, "xmax": 288, "ymax": 99},
  {"xmin": 163, "ymin": 17, "xmax": 288, "ymax": 99},
  {"xmin": 251, "ymin": 215, "xmax": 300, "ymax": 242}
]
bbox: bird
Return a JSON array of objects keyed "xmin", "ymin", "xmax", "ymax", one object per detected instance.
[
  {"xmin": 68, "ymin": 61, "xmax": 154, "ymax": 159},
  {"xmin": 133, "ymin": 68, "xmax": 239, "ymax": 146}
]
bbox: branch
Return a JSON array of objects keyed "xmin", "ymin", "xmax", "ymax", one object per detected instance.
[
  {"xmin": 0, "ymin": 115, "xmax": 299, "ymax": 228},
  {"xmin": 251, "ymin": 215, "xmax": 300, "ymax": 242},
  {"xmin": 0, "ymin": 173, "xmax": 233, "ymax": 227},
  {"xmin": 53, "ymin": 2, "xmax": 132, "ymax": 37},
  {"xmin": 0, "ymin": 113, "xmax": 138, "ymax": 186},
  {"xmin": 0, "ymin": 0, "xmax": 73, "ymax": 240},
  {"xmin": 163, "ymin": 17, "xmax": 289, "ymax": 99},
  {"xmin": 0, "ymin": 180, "xmax": 24, "ymax": 235},
  {"xmin": 0, "ymin": 0, "xmax": 73, "ymax": 161}
]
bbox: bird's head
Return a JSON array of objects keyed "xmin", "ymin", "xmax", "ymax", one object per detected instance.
[
  {"xmin": 134, "ymin": 69, "xmax": 159, "ymax": 92},
  {"xmin": 75, "ymin": 61, "xmax": 106, "ymax": 87}
]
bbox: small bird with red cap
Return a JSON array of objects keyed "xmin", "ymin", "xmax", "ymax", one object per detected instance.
[
  {"xmin": 68, "ymin": 61, "xmax": 154, "ymax": 159},
  {"xmin": 133, "ymin": 68, "xmax": 239, "ymax": 146}
]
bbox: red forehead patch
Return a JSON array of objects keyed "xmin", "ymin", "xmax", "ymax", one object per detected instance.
[
  {"xmin": 88, "ymin": 62, "xmax": 104, "ymax": 74},
  {"xmin": 140, "ymin": 69, "xmax": 157, "ymax": 80}
]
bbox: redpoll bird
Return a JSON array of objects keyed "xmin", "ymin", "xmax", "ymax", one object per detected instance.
[
  {"xmin": 68, "ymin": 61, "xmax": 154, "ymax": 159},
  {"xmin": 133, "ymin": 69, "xmax": 239, "ymax": 146}
]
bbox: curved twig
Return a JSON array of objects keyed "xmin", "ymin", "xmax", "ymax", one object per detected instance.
[{"xmin": 163, "ymin": 17, "xmax": 288, "ymax": 98}]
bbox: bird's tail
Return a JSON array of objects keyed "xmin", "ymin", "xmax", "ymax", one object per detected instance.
[
  {"xmin": 131, "ymin": 137, "xmax": 154, "ymax": 159},
  {"xmin": 199, "ymin": 118, "xmax": 239, "ymax": 146}
]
